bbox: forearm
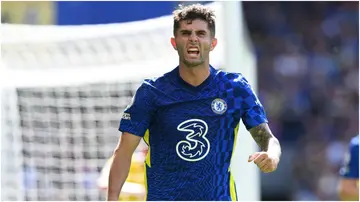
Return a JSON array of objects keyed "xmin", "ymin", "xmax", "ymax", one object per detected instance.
[
  {"xmin": 107, "ymin": 152, "xmax": 132, "ymax": 201},
  {"xmin": 249, "ymin": 123, "xmax": 281, "ymax": 159}
]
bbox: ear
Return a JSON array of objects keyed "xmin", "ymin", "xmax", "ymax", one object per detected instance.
[
  {"xmin": 210, "ymin": 38, "xmax": 217, "ymax": 51},
  {"xmin": 170, "ymin": 37, "xmax": 177, "ymax": 50}
]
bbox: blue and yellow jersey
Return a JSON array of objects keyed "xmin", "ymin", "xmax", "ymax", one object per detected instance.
[
  {"xmin": 340, "ymin": 135, "xmax": 359, "ymax": 182},
  {"xmin": 119, "ymin": 66, "xmax": 268, "ymax": 201}
]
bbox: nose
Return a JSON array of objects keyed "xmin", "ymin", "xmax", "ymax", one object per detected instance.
[{"xmin": 188, "ymin": 32, "xmax": 198, "ymax": 43}]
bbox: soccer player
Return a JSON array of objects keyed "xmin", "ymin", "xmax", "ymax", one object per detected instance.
[
  {"xmin": 338, "ymin": 135, "xmax": 359, "ymax": 201},
  {"xmin": 107, "ymin": 4, "xmax": 281, "ymax": 201}
]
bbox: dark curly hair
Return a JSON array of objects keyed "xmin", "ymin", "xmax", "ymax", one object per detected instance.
[{"xmin": 172, "ymin": 3, "xmax": 216, "ymax": 37}]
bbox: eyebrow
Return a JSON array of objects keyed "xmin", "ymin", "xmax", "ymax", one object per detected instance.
[{"xmin": 179, "ymin": 29, "xmax": 207, "ymax": 34}]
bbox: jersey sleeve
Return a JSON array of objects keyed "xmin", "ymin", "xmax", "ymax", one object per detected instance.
[
  {"xmin": 238, "ymin": 76, "xmax": 268, "ymax": 130},
  {"xmin": 340, "ymin": 137, "xmax": 359, "ymax": 179},
  {"xmin": 119, "ymin": 81, "xmax": 156, "ymax": 137}
]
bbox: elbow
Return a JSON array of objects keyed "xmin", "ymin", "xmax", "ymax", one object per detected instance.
[
  {"xmin": 112, "ymin": 143, "xmax": 125, "ymax": 156},
  {"xmin": 112, "ymin": 147, "xmax": 120, "ymax": 156},
  {"xmin": 111, "ymin": 145, "xmax": 132, "ymax": 163}
]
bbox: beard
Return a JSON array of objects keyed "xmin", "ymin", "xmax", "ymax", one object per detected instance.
[{"xmin": 182, "ymin": 56, "xmax": 205, "ymax": 67}]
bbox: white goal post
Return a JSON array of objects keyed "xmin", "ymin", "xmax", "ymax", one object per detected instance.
[{"xmin": 1, "ymin": 2, "xmax": 259, "ymax": 201}]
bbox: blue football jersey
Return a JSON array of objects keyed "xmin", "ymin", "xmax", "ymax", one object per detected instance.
[
  {"xmin": 119, "ymin": 65, "xmax": 268, "ymax": 201},
  {"xmin": 340, "ymin": 135, "xmax": 359, "ymax": 179}
]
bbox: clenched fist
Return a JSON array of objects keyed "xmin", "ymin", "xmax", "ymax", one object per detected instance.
[{"xmin": 248, "ymin": 152, "xmax": 279, "ymax": 173}]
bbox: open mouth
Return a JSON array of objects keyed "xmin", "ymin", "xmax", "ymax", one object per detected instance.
[{"xmin": 187, "ymin": 47, "xmax": 199, "ymax": 57}]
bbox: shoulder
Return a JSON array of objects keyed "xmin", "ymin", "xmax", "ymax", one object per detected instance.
[
  {"xmin": 216, "ymin": 70, "xmax": 256, "ymax": 98},
  {"xmin": 216, "ymin": 70, "xmax": 251, "ymax": 88},
  {"xmin": 134, "ymin": 70, "xmax": 174, "ymax": 103},
  {"xmin": 141, "ymin": 68, "xmax": 174, "ymax": 90},
  {"xmin": 350, "ymin": 135, "xmax": 359, "ymax": 146},
  {"xmin": 137, "ymin": 74, "xmax": 169, "ymax": 93},
  {"xmin": 349, "ymin": 135, "xmax": 359, "ymax": 151}
]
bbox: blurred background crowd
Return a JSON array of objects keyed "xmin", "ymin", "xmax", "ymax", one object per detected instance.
[
  {"xmin": 2, "ymin": 1, "xmax": 359, "ymax": 201},
  {"xmin": 243, "ymin": 1, "xmax": 359, "ymax": 200}
]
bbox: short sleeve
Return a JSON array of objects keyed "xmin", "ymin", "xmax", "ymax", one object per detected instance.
[
  {"xmin": 239, "ymin": 77, "xmax": 268, "ymax": 130},
  {"xmin": 119, "ymin": 81, "xmax": 156, "ymax": 137},
  {"xmin": 340, "ymin": 138, "xmax": 359, "ymax": 179}
]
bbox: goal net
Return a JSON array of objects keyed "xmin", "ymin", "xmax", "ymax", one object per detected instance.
[{"xmin": 1, "ymin": 2, "xmax": 227, "ymax": 201}]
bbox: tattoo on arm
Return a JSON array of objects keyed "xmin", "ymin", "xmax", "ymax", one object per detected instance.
[{"xmin": 249, "ymin": 123, "xmax": 274, "ymax": 151}]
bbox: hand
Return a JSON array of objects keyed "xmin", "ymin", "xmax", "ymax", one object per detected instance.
[{"xmin": 248, "ymin": 151, "xmax": 279, "ymax": 173}]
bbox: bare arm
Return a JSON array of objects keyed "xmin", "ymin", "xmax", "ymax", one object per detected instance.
[
  {"xmin": 338, "ymin": 178, "xmax": 359, "ymax": 201},
  {"xmin": 107, "ymin": 132, "xmax": 142, "ymax": 201},
  {"xmin": 249, "ymin": 123, "xmax": 281, "ymax": 161}
]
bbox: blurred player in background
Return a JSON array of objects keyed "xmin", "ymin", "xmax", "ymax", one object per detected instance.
[
  {"xmin": 338, "ymin": 135, "xmax": 359, "ymax": 201},
  {"xmin": 107, "ymin": 3, "xmax": 281, "ymax": 201}
]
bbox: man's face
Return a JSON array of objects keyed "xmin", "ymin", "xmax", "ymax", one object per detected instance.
[{"xmin": 171, "ymin": 19, "xmax": 217, "ymax": 68}]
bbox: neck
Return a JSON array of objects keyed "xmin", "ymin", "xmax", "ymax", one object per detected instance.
[{"xmin": 178, "ymin": 61, "xmax": 210, "ymax": 87}]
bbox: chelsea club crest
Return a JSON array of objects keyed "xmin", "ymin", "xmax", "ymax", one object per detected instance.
[{"xmin": 211, "ymin": 98, "xmax": 227, "ymax": 115}]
